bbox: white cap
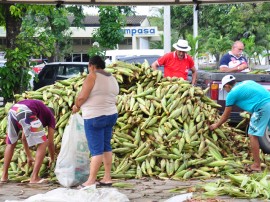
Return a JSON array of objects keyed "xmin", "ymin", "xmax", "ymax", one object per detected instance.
[{"xmin": 221, "ymin": 75, "xmax": 236, "ymax": 89}]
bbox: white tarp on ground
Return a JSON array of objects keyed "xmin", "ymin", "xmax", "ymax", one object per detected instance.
[
  {"xmin": 164, "ymin": 193, "xmax": 193, "ymax": 202},
  {"xmin": 5, "ymin": 186, "xmax": 129, "ymax": 202}
]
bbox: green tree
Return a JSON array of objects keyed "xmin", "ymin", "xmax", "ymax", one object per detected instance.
[
  {"xmin": 171, "ymin": 5, "xmax": 193, "ymax": 41},
  {"xmin": 118, "ymin": 6, "xmax": 136, "ymax": 16},
  {"xmin": 0, "ymin": 4, "xmax": 85, "ymax": 100},
  {"xmin": 91, "ymin": 6, "xmax": 125, "ymax": 57}
]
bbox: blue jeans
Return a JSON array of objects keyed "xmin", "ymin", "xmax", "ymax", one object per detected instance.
[{"xmin": 84, "ymin": 113, "xmax": 118, "ymax": 156}]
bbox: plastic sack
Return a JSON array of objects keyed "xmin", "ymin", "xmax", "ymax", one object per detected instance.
[
  {"xmin": 164, "ymin": 193, "xmax": 193, "ymax": 202},
  {"xmin": 5, "ymin": 187, "xmax": 130, "ymax": 202},
  {"xmin": 55, "ymin": 113, "xmax": 90, "ymax": 187}
]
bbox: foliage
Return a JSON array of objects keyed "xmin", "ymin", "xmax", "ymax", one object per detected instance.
[
  {"xmin": 22, "ymin": 5, "xmax": 85, "ymax": 61},
  {"xmin": 118, "ymin": 6, "xmax": 136, "ymax": 16},
  {"xmin": 150, "ymin": 3, "xmax": 268, "ymax": 66},
  {"xmin": 171, "ymin": 5, "xmax": 193, "ymax": 41},
  {"xmin": 92, "ymin": 6, "xmax": 125, "ymax": 50},
  {"xmin": 150, "ymin": 34, "xmax": 164, "ymax": 49},
  {"xmin": 186, "ymin": 34, "xmax": 201, "ymax": 58},
  {"xmin": 88, "ymin": 42, "xmax": 105, "ymax": 59},
  {"xmin": 0, "ymin": 4, "xmax": 85, "ymax": 100},
  {"xmin": 0, "ymin": 48, "xmax": 32, "ymax": 100}
]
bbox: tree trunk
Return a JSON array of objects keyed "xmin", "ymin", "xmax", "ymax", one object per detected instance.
[{"xmin": 5, "ymin": 4, "xmax": 22, "ymax": 49}]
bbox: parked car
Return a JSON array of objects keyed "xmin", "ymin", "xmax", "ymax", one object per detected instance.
[
  {"xmin": 33, "ymin": 62, "xmax": 88, "ymax": 90},
  {"xmin": 29, "ymin": 59, "xmax": 48, "ymax": 74}
]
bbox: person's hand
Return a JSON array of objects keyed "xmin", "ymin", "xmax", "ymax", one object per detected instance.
[
  {"xmin": 209, "ymin": 123, "xmax": 219, "ymax": 131},
  {"xmin": 72, "ymin": 105, "xmax": 80, "ymax": 114},
  {"xmin": 27, "ymin": 156, "xmax": 35, "ymax": 166}
]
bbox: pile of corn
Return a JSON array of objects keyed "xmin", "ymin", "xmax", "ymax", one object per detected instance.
[
  {"xmin": 0, "ymin": 60, "xmax": 269, "ymax": 184},
  {"xmin": 198, "ymin": 170, "xmax": 270, "ymax": 199}
]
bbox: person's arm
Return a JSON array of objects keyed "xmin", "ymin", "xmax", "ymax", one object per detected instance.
[
  {"xmin": 22, "ymin": 132, "xmax": 35, "ymax": 166},
  {"xmin": 220, "ymin": 63, "xmax": 248, "ymax": 72},
  {"xmin": 219, "ymin": 53, "xmax": 238, "ymax": 72},
  {"xmin": 72, "ymin": 72, "xmax": 96, "ymax": 113},
  {"xmin": 237, "ymin": 62, "xmax": 248, "ymax": 71},
  {"xmin": 220, "ymin": 65, "xmax": 239, "ymax": 72},
  {"xmin": 151, "ymin": 60, "xmax": 159, "ymax": 70},
  {"xmin": 47, "ymin": 126, "xmax": 55, "ymax": 167},
  {"xmin": 209, "ymin": 106, "xmax": 232, "ymax": 130},
  {"xmin": 190, "ymin": 66, "xmax": 197, "ymax": 85}
]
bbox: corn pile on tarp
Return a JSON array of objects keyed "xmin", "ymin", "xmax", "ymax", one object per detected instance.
[{"xmin": 0, "ymin": 60, "xmax": 270, "ymax": 198}]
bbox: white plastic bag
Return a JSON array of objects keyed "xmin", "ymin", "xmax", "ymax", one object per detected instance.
[
  {"xmin": 5, "ymin": 187, "xmax": 130, "ymax": 202},
  {"xmin": 55, "ymin": 113, "xmax": 90, "ymax": 187}
]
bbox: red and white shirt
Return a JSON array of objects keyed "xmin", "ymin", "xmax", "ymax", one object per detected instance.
[{"xmin": 157, "ymin": 51, "xmax": 194, "ymax": 79}]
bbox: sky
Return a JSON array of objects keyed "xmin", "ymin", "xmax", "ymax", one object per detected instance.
[{"xmin": 83, "ymin": 6, "xmax": 162, "ymax": 16}]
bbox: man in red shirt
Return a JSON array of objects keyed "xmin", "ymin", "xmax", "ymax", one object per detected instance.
[{"xmin": 151, "ymin": 39, "xmax": 197, "ymax": 85}]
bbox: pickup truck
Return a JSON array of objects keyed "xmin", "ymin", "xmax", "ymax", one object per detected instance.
[{"xmin": 196, "ymin": 70, "xmax": 270, "ymax": 154}]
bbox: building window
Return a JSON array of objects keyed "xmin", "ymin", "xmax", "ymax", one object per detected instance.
[
  {"xmin": 118, "ymin": 38, "xmax": 132, "ymax": 45},
  {"xmin": 127, "ymin": 38, "xmax": 132, "ymax": 45},
  {"xmin": 0, "ymin": 38, "xmax": 6, "ymax": 46},
  {"xmin": 82, "ymin": 54, "xmax": 89, "ymax": 62},
  {"xmin": 73, "ymin": 39, "xmax": 81, "ymax": 46},
  {"xmin": 72, "ymin": 54, "xmax": 81, "ymax": 62},
  {"xmin": 82, "ymin": 39, "xmax": 91, "ymax": 45}
]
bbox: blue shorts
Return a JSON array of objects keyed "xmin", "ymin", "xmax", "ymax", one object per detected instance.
[
  {"xmin": 84, "ymin": 113, "xmax": 118, "ymax": 156},
  {"xmin": 248, "ymin": 102, "xmax": 270, "ymax": 137}
]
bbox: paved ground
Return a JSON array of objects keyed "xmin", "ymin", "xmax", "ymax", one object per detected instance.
[{"xmin": 0, "ymin": 178, "xmax": 266, "ymax": 202}]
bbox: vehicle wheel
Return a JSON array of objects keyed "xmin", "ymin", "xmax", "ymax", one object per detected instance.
[
  {"xmin": 258, "ymin": 126, "xmax": 270, "ymax": 154},
  {"xmin": 245, "ymin": 125, "xmax": 270, "ymax": 154}
]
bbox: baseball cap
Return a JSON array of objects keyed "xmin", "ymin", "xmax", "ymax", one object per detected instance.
[{"xmin": 221, "ymin": 75, "xmax": 236, "ymax": 89}]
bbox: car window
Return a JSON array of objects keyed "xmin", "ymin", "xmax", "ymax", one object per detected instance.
[
  {"xmin": 66, "ymin": 65, "xmax": 83, "ymax": 77},
  {"xmin": 58, "ymin": 65, "xmax": 65, "ymax": 76},
  {"xmin": 43, "ymin": 66, "xmax": 55, "ymax": 79}
]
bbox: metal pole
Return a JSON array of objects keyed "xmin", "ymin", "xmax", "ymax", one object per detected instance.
[
  {"xmin": 164, "ymin": 6, "xmax": 171, "ymax": 54},
  {"xmin": 193, "ymin": 5, "xmax": 199, "ymax": 69}
]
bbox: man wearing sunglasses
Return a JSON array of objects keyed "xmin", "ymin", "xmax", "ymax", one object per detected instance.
[{"xmin": 219, "ymin": 41, "xmax": 250, "ymax": 73}]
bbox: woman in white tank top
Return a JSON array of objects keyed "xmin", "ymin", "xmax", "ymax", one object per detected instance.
[{"xmin": 72, "ymin": 55, "xmax": 119, "ymax": 188}]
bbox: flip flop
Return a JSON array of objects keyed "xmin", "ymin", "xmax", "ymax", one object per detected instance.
[
  {"xmin": 77, "ymin": 184, "xmax": 86, "ymax": 189},
  {"xmin": 29, "ymin": 178, "xmax": 49, "ymax": 184},
  {"xmin": 0, "ymin": 180, "xmax": 9, "ymax": 184},
  {"xmin": 77, "ymin": 184, "xmax": 96, "ymax": 190},
  {"xmin": 98, "ymin": 181, "xmax": 113, "ymax": 187}
]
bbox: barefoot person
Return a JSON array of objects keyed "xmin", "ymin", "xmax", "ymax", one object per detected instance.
[
  {"xmin": 209, "ymin": 75, "xmax": 270, "ymax": 172},
  {"xmin": 72, "ymin": 55, "xmax": 119, "ymax": 187},
  {"xmin": 1, "ymin": 99, "xmax": 55, "ymax": 184}
]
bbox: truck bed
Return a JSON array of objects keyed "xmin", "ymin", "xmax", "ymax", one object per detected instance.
[
  {"xmin": 197, "ymin": 71, "xmax": 270, "ymax": 82},
  {"xmin": 196, "ymin": 70, "xmax": 270, "ymax": 123}
]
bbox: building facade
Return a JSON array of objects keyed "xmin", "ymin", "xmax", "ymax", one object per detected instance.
[{"xmin": 0, "ymin": 15, "xmax": 162, "ymax": 62}]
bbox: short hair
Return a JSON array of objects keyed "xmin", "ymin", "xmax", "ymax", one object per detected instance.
[
  {"xmin": 89, "ymin": 55, "xmax": 106, "ymax": 69},
  {"xmin": 233, "ymin": 41, "xmax": 244, "ymax": 48}
]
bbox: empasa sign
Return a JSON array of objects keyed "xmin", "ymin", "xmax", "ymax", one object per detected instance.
[{"xmin": 122, "ymin": 27, "xmax": 157, "ymax": 36}]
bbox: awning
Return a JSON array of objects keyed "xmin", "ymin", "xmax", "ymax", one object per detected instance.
[{"xmin": 0, "ymin": 0, "xmax": 269, "ymax": 5}]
